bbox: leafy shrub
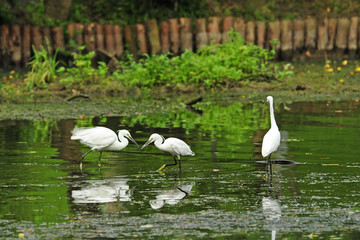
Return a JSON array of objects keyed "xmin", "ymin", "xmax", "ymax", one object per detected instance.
[
  {"xmin": 114, "ymin": 30, "xmax": 289, "ymax": 88},
  {"xmin": 58, "ymin": 46, "xmax": 109, "ymax": 88},
  {"xmin": 28, "ymin": 31, "xmax": 291, "ymax": 92}
]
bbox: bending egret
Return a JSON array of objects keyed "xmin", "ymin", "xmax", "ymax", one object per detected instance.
[
  {"xmin": 141, "ymin": 133, "xmax": 195, "ymax": 171},
  {"xmin": 261, "ymin": 96, "xmax": 281, "ymax": 171},
  {"xmin": 71, "ymin": 127, "xmax": 139, "ymax": 166}
]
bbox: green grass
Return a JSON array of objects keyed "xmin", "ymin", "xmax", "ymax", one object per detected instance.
[{"xmin": 280, "ymin": 60, "xmax": 360, "ymax": 94}]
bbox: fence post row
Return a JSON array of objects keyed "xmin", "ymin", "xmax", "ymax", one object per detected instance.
[{"xmin": 1, "ymin": 16, "xmax": 360, "ymax": 67}]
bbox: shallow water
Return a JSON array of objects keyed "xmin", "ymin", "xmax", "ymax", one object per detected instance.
[{"xmin": 0, "ymin": 97, "xmax": 360, "ymax": 239}]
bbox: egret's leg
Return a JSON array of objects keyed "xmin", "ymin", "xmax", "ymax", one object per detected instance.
[
  {"xmin": 98, "ymin": 151, "xmax": 102, "ymax": 167},
  {"xmin": 81, "ymin": 149, "xmax": 93, "ymax": 164},
  {"xmin": 268, "ymin": 154, "xmax": 273, "ymax": 177},
  {"xmin": 157, "ymin": 157, "xmax": 177, "ymax": 172}
]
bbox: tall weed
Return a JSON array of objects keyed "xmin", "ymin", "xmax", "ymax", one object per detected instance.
[{"xmin": 24, "ymin": 41, "xmax": 59, "ymax": 90}]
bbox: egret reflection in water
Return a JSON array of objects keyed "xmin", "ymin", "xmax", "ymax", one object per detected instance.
[
  {"xmin": 262, "ymin": 159, "xmax": 282, "ymax": 240},
  {"xmin": 262, "ymin": 195, "xmax": 281, "ymax": 240},
  {"xmin": 150, "ymin": 183, "xmax": 194, "ymax": 210},
  {"xmin": 72, "ymin": 179, "xmax": 133, "ymax": 203}
]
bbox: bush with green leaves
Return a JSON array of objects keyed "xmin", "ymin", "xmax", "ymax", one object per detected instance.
[
  {"xmin": 114, "ymin": 31, "xmax": 291, "ymax": 88},
  {"xmin": 24, "ymin": 31, "xmax": 291, "ymax": 92},
  {"xmin": 57, "ymin": 46, "xmax": 109, "ymax": 88}
]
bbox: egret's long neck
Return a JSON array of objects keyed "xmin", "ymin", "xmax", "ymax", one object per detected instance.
[
  {"xmin": 154, "ymin": 138, "xmax": 166, "ymax": 151},
  {"xmin": 269, "ymin": 99, "xmax": 278, "ymax": 129},
  {"xmin": 116, "ymin": 135, "xmax": 129, "ymax": 148}
]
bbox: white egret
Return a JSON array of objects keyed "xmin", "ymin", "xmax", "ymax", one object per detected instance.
[
  {"xmin": 262, "ymin": 96, "xmax": 281, "ymax": 170},
  {"xmin": 141, "ymin": 133, "xmax": 195, "ymax": 171},
  {"xmin": 71, "ymin": 127, "xmax": 139, "ymax": 166}
]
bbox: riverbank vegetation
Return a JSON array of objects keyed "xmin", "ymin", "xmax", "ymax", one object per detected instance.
[
  {"xmin": 1, "ymin": 31, "xmax": 294, "ymax": 98},
  {"xmin": 1, "ymin": 1, "xmax": 360, "ymax": 102}
]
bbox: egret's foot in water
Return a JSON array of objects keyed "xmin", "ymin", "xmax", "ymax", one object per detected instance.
[
  {"xmin": 98, "ymin": 162, "xmax": 101, "ymax": 167},
  {"xmin": 157, "ymin": 169, "xmax": 166, "ymax": 176},
  {"xmin": 157, "ymin": 164, "xmax": 166, "ymax": 172},
  {"xmin": 80, "ymin": 162, "xmax": 83, "ymax": 170}
]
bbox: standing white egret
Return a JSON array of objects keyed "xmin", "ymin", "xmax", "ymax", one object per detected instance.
[
  {"xmin": 141, "ymin": 133, "xmax": 195, "ymax": 171},
  {"xmin": 71, "ymin": 127, "xmax": 139, "ymax": 166},
  {"xmin": 262, "ymin": 96, "xmax": 281, "ymax": 171}
]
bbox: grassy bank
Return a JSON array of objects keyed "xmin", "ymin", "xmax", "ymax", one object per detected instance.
[
  {"xmin": 0, "ymin": 32, "xmax": 359, "ymax": 110},
  {"xmin": 2, "ymin": 59, "xmax": 360, "ymax": 101}
]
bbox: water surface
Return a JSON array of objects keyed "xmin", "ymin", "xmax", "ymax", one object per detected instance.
[{"xmin": 0, "ymin": 97, "xmax": 359, "ymax": 239}]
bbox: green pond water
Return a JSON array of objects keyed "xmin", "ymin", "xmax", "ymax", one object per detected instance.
[{"xmin": 0, "ymin": 95, "xmax": 360, "ymax": 239}]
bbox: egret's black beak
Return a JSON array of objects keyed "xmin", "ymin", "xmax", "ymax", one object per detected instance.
[
  {"xmin": 128, "ymin": 135, "xmax": 140, "ymax": 149},
  {"xmin": 141, "ymin": 139, "xmax": 152, "ymax": 150}
]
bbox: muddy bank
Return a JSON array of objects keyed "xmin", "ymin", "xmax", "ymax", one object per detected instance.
[{"xmin": 1, "ymin": 89, "xmax": 359, "ymax": 121}]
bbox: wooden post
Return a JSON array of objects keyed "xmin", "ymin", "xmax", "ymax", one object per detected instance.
[
  {"xmin": 207, "ymin": 16, "xmax": 221, "ymax": 44},
  {"xmin": 146, "ymin": 19, "xmax": 161, "ymax": 55},
  {"xmin": 348, "ymin": 16, "xmax": 358, "ymax": 59},
  {"xmin": 95, "ymin": 24, "xmax": 104, "ymax": 50},
  {"xmin": 67, "ymin": 23, "xmax": 81, "ymax": 50},
  {"xmin": 67, "ymin": 23, "xmax": 76, "ymax": 48},
  {"xmin": 195, "ymin": 18, "xmax": 208, "ymax": 51},
  {"xmin": 52, "ymin": 26, "xmax": 65, "ymax": 50},
  {"xmin": 222, "ymin": 16, "xmax": 234, "ymax": 42},
  {"xmin": 180, "ymin": 17, "xmax": 193, "ymax": 52},
  {"xmin": 136, "ymin": 23, "xmax": 148, "ymax": 55},
  {"xmin": 335, "ymin": 18, "xmax": 350, "ymax": 57},
  {"xmin": 280, "ymin": 20, "xmax": 293, "ymax": 60},
  {"xmin": 42, "ymin": 27, "xmax": 53, "ymax": 52},
  {"xmin": 267, "ymin": 21, "xmax": 280, "ymax": 59},
  {"xmin": 245, "ymin": 21, "xmax": 255, "ymax": 43},
  {"xmin": 74, "ymin": 23, "xmax": 84, "ymax": 47},
  {"xmin": 358, "ymin": 20, "xmax": 360, "ymax": 55},
  {"xmin": 327, "ymin": 18, "xmax": 337, "ymax": 51},
  {"xmin": 305, "ymin": 16, "xmax": 317, "ymax": 52},
  {"xmin": 124, "ymin": 25, "xmax": 137, "ymax": 57},
  {"xmin": 317, "ymin": 18, "xmax": 328, "ymax": 51},
  {"xmin": 84, "ymin": 23, "xmax": 95, "ymax": 52},
  {"xmin": 105, "ymin": 25, "xmax": 115, "ymax": 56},
  {"xmin": 10, "ymin": 25, "xmax": 22, "ymax": 68},
  {"xmin": 160, "ymin": 21, "xmax": 170, "ymax": 53},
  {"xmin": 256, "ymin": 21, "xmax": 266, "ymax": 48},
  {"xmin": 31, "ymin": 25, "xmax": 42, "ymax": 51},
  {"xmin": 67, "ymin": 23, "xmax": 75, "ymax": 42},
  {"xmin": 0, "ymin": 25, "xmax": 11, "ymax": 67},
  {"xmin": 169, "ymin": 18, "xmax": 180, "ymax": 54},
  {"xmin": 113, "ymin": 25, "xmax": 123, "ymax": 57},
  {"xmin": 234, "ymin": 17, "xmax": 245, "ymax": 38},
  {"xmin": 293, "ymin": 19, "xmax": 304, "ymax": 50},
  {"xmin": 22, "ymin": 25, "xmax": 31, "ymax": 66}
]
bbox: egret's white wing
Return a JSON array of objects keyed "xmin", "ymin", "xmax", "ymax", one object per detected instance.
[
  {"xmin": 168, "ymin": 138, "xmax": 193, "ymax": 157},
  {"xmin": 71, "ymin": 127, "xmax": 117, "ymax": 149},
  {"xmin": 261, "ymin": 128, "xmax": 281, "ymax": 158},
  {"xmin": 169, "ymin": 143, "xmax": 182, "ymax": 156}
]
